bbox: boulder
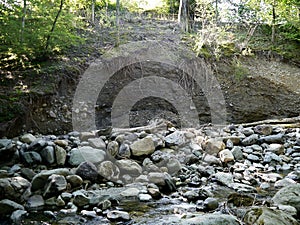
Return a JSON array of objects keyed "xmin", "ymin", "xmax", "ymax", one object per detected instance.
[
  {"xmin": 243, "ymin": 207, "xmax": 299, "ymax": 225},
  {"xmin": 272, "ymin": 184, "xmax": 300, "ymax": 213},
  {"xmin": 130, "ymin": 137, "xmax": 155, "ymax": 156},
  {"xmin": 68, "ymin": 146, "xmax": 106, "ymax": 166},
  {"xmin": 0, "ymin": 199, "xmax": 24, "ymax": 216},
  {"xmin": 75, "ymin": 161, "xmax": 99, "ymax": 182}
]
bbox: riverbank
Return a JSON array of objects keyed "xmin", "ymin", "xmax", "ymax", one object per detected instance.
[{"xmin": 0, "ymin": 119, "xmax": 300, "ymax": 224}]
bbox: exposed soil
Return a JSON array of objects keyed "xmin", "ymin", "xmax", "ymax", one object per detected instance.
[{"xmin": 0, "ymin": 17, "xmax": 300, "ymax": 138}]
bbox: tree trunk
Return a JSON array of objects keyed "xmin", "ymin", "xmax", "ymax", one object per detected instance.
[
  {"xmin": 271, "ymin": 2, "xmax": 276, "ymax": 44},
  {"xmin": 20, "ymin": 0, "xmax": 26, "ymax": 43},
  {"xmin": 178, "ymin": 0, "xmax": 190, "ymax": 32},
  {"xmin": 91, "ymin": 0, "xmax": 95, "ymax": 25},
  {"xmin": 116, "ymin": 0, "xmax": 120, "ymax": 46},
  {"xmin": 45, "ymin": 0, "xmax": 64, "ymax": 51}
]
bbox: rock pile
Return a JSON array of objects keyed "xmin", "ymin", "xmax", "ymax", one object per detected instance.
[{"xmin": 0, "ymin": 122, "xmax": 300, "ymax": 224}]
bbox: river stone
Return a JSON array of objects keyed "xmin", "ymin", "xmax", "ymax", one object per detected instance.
[
  {"xmin": 202, "ymin": 154, "xmax": 221, "ymax": 165},
  {"xmin": 107, "ymin": 141, "xmax": 119, "ymax": 158},
  {"xmin": 254, "ymin": 125, "xmax": 273, "ymax": 135},
  {"xmin": 66, "ymin": 175, "xmax": 83, "ymax": 188},
  {"xmin": 20, "ymin": 134, "xmax": 36, "ymax": 144},
  {"xmin": 68, "ymin": 146, "xmax": 106, "ymax": 166},
  {"xmin": 267, "ymin": 143, "xmax": 284, "ymax": 154},
  {"xmin": 242, "ymin": 127, "xmax": 254, "ymax": 136},
  {"xmin": 139, "ymin": 193, "xmax": 152, "ymax": 201},
  {"xmin": 54, "ymin": 139, "xmax": 68, "ymax": 147},
  {"xmin": 44, "ymin": 174, "xmax": 67, "ymax": 196},
  {"xmin": 118, "ymin": 143, "xmax": 131, "ymax": 158},
  {"xmin": 27, "ymin": 139, "xmax": 47, "ymax": 152},
  {"xmin": 0, "ymin": 177, "xmax": 31, "ymax": 202},
  {"xmin": 75, "ymin": 161, "xmax": 99, "ymax": 182},
  {"xmin": 130, "ymin": 137, "xmax": 155, "ymax": 156},
  {"xmin": 213, "ymin": 172, "xmax": 234, "ymax": 187},
  {"xmin": 231, "ymin": 146, "xmax": 244, "ymax": 161},
  {"xmin": 274, "ymin": 178, "xmax": 296, "ymax": 188},
  {"xmin": 243, "ymin": 207, "xmax": 299, "ymax": 225},
  {"xmin": 219, "ymin": 149, "xmax": 234, "ymax": 163},
  {"xmin": 73, "ymin": 190, "xmax": 90, "ymax": 207},
  {"xmin": 180, "ymin": 213, "xmax": 239, "ymax": 225},
  {"xmin": 166, "ymin": 158, "xmax": 182, "ymax": 175},
  {"xmin": 10, "ymin": 209, "xmax": 27, "ymax": 224},
  {"xmin": 40, "ymin": 146, "xmax": 55, "ymax": 164},
  {"xmin": 272, "ymin": 184, "xmax": 300, "ymax": 213},
  {"xmin": 277, "ymin": 204, "xmax": 298, "ymax": 217},
  {"xmin": 241, "ymin": 134, "xmax": 259, "ymax": 146},
  {"xmin": 21, "ymin": 151, "xmax": 42, "ymax": 165},
  {"xmin": 25, "ymin": 195, "xmax": 44, "ymax": 211},
  {"xmin": 203, "ymin": 138, "xmax": 225, "ymax": 155},
  {"xmin": 148, "ymin": 172, "xmax": 165, "ymax": 186},
  {"xmin": 116, "ymin": 159, "xmax": 143, "ymax": 176},
  {"xmin": 55, "ymin": 145, "xmax": 67, "ymax": 166},
  {"xmin": 107, "ymin": 210, "xmax": 130, "ymax": 221},
  {"xmin": 88, "ymin": 138, "xmax": 106, "ymax": 149},
  {"xmin": 31, "ymin": 168, "xmax": 71, "ymax": 191},
  {"xmin": 165, "ymin": 131, "xmax": 188, "ymax": 146},
  {"xmin": 203, "ymin": 197, "xmax": 219, "ymax": 211},
  {"xmin": 97, "ymin": 161, "xmax": 120, "ymax": 181},
  {"xmin": 260, "ymin": 133, "xmax": 284, "ymax": 143},
  {"xmin": 0, "ymin": 199, "xmax": 24, "ymax": 216},
  {"xmin": 79, "ymin": 132, "xmax": 96, "ymax": 141},
  {"xmin": 120, "ymin": 187, "xmax": 140, "ymax": 198},
  {"xmin": 20, "ymin": 168, "xmax": 36, "ymax": 181}
]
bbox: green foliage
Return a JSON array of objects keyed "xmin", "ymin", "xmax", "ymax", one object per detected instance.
[
  {"xmin": 231, "ymin": 57, "xmax": 250, "ymax": 80},
  {"xmin": 0, "ymin": 0, "xmax": 84, "ymax": 70}
]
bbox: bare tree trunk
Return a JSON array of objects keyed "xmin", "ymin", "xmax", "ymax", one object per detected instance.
[
  {"xmin": 271, "ymin": 2, "xmax": 276, "ymax": 44},
  {"xmin": 178, "ymin": 0, "xmax": 190, "ymax": 32},
  {"xmin": 91, "ymin": 0, "xmax": 95, "ymax": 25},
  {"xmin": 116, "ymin": 0, "xmax": 120, "ymax": 46},
  {"xmin": 20, "ymin": 0, "xmax": 26, "ymax": 43},
  {"xmin": 45, "ymin": 0, "xmax": 64, "ymax": 51}
]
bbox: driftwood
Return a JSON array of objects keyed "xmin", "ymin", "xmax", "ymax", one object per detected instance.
[
  {"xmin": 238, "ymin": 116, "xmax": 300, "ymax": 128},
  {"xmin": 112, "ymin": 119, "xmax": 171, "ymax": 134}
]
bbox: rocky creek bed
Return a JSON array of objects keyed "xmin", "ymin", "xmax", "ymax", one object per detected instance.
[{"xmin": 0, "ymin": 120, "xmax": 300, "ymax": 225}]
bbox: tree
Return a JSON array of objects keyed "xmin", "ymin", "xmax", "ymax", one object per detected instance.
[
  {"xmin": 45, "ymin": 0, "xmax": 64, "ymax": 51},
  {"xmin": 178, "ymin": 0, "xmax": 190, "ymax": 32}
]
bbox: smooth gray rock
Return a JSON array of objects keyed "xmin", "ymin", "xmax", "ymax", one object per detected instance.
[
  {"xmin": 0, "ymin": 177, "xmax": 31, "ymax": 202},
  {"xmin": 31, "ymin": 168, "xmax": 71, "ymax": 191},
  {"xmin": 130, "ymin": 137, "xmax": 155, "ymax": 156},
  {"xmin": 69, "ymin": 146, "xmax": 106, "ymax": 166},
  {"xmin": 213, "ymin": 172, "xmax": 234, "ymax": 187},
  {"xmin": 25, "ymin": 195, "xmax": 44, "ymax": 211},
  {"xmin": 75, "ymin": 161, "xmax": 99, "ymax": 182},
  {"xmin": 241, "ymin": 134, "xmax": 259, "ymax": 146},
  {"xmin": 180, "ymin": 213, "xmax": 239, "ymax": 225},
  {"xmin": 10, "ymin": 209, "xmax": 27, "ymax": 224},
  {"xmin": 272, "ymin": 184, "xmax": 300, "ymax": 213},
  {"xmin": 0, "ymin": 199, "xmax": 24, "ymax": 216},
  {"xmin": 88, "ymin": 137, "xmax": 106, "ymax": 149},
  {"xmin": 107, "ymin": 210, "xmax": 130, "ymax": 221},
  {"xmin": 243, "ymin": 207, "xmax": 299, "ymax": 225},
  {"xmin": 21, "ymin": 151, "xmax": 42, "ymax": 165},
  {"xmin": 44, "ymin": 174, "xmax": 67, "ymax": 196},
  {"xmin": 203, "ymin": 138, "xmax": 225, "ymax": 155},
  {"xmin": 66, "ymin": 175, "xmax": 83, "ymax": 188},
  {"xmin": 165, "ymin": 131, "xmax": 189, "ymax": 146},
  {"xmin": 107, "ymin": 141, "xmax": 119, "ymax": 158},
  {"xmin": 231, "ymin": 146, "xmax": 244, "ymax": 161},
  {"xmin": 40, "ymin": 146, "xmax": 55, "ymax": 164},
  {"xmin": 116, "ymin": 159, "xmax": 143, "ymax": 176},
  {"xmin": 97, "ymin": 161, "xmax": 120, "ymax": 181},
  {"xmin": 20, "ymin": 134, "xmax": 36, "ymax": 144},
  {"xmin": 55, "ymin": 145, "xmax": 67, "ymax": 166}
]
